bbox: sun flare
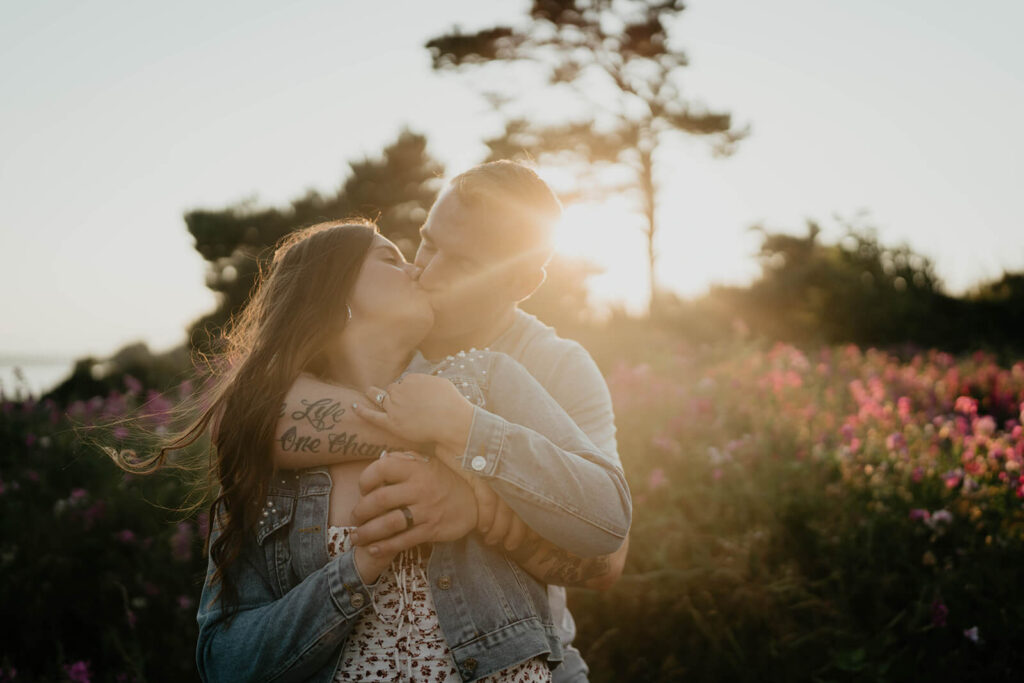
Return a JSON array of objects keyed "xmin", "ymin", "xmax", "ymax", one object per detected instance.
[{"xmin": 552, "ymin": 199, "xmax": 650, "ymax": 313}]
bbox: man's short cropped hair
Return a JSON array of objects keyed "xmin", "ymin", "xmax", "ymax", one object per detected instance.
[{"xmin": 448, "ymin": 160, "xmax": 562, "ymax": 267}]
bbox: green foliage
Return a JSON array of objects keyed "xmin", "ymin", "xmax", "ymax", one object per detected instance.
[
  {"xmin": 185, "ymin": 129, "xmax": 444, "ymax": 350},
  {"xmin": 0, "ymin": 383, "xmax": 210, "ymax": 681},
  {"xmin": 637, "ymin": 218, "xmax": 1024, "ymax": 358}
]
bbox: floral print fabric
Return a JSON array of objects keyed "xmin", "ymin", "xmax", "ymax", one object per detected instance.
[{"xmin": 327, "ymin": 525, "xmax": 550, "ymax": 682}]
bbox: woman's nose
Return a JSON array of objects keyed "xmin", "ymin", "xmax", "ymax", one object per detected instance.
[{"xmin": 406, "ymin": 262, "xmax": 423, "ymax": 280}]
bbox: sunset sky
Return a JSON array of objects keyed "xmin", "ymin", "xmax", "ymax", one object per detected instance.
[{"xmin": 2, "ymin": 0, "xmax": 1021, "ymax": 362}]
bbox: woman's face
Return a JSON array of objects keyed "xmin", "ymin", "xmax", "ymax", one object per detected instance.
[{"xmin": 346, "ymin": 234, "xmax": 434, "ymax": 337}]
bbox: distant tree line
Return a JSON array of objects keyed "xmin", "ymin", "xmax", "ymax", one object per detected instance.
[{"xmin": 46, "ymin": 129, "xmax": 1023, "ymax": 403}]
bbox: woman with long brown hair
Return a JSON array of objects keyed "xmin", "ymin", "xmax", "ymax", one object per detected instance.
[{"xmin": 115, "ymin": 220, "xmax": 629, "ymax": 681}]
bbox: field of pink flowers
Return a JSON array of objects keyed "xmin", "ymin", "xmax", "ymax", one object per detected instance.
[
  {"xmin": 573, "ymin": 339, "xmax": 1024, "ymax": 681},
  {"xmin": 2, "ymin": 339, "xmax": 1023, "ymax": 681}
]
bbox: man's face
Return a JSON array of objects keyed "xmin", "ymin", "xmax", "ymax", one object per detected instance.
[{"xmin": 414, "ymin": 187, "xmax": 521, "ymax": 336}]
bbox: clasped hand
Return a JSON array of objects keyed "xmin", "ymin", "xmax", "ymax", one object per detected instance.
[{"xmin": 350, "ymin": 452, "xmax": 534, "ymax": 556}]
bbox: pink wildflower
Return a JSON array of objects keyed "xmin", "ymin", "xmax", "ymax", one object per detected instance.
[
  {"xmin": 886, "ymin": 432, "xmax": 907, "ymax": 452},
  {"xmin": 69, "ymin": 488, "xmax": 87, "ymax": 503},
  {"xmin": 113, "ymin": 426, "xmax": 129, "ymax": 441},
  {"xmin": 123, "ymin": 375, "xmax": 143, "ymax": 395},
  {"xmin": 931, "ymin": 510, "xmax": 953, "ymax": 525},
  {"xmin": 931, "ymin": 599, "xmax": 948, "ymax": 627},
  {"xmin": 955, "ymin": 396, "xmax": 978, "ymax": 416},
  {"xmin": 25, "ymin": 433, "xmax": 36, "ymax": 447},
  {"xmin": 908, "ymin": 509, "xmax": 930, "ymax": 522},
  {"xmin": 911, "ymin": 467, "xmax": 925, "ymax": 483},
  {"xmin": 647, "ymin": 468, "xmax": 668, "ymax": 491},
  {"xmin": 651, "ymin": 434, "xmax": 680, "ymax": 454},
  {"xmin": 177, "ymin": 595, "xmax": 195, "ymax": 611},
  {"xmin": 973, "ymin": 416, "xmax": 996, "ymax": 438},
  {"xmin": 115, "ymin": 529, "xmax": 136, "ymax": 544},
  {"xmin": 897, "ymin": 396, "xmax": 912, "ymax": 420},
  {"xmin": 64, "ymin": 661, "xmax": 92, "ymax": 683},
  {"xmin": 963, "ymin": 626, "xmax": 980, "ymax": 643},
  {"xmin": 81, "ymin": 501, "xmax": 107, "ymax": 529}
]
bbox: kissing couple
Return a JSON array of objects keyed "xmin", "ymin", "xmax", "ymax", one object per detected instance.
[{"xmin": 123, "ymin": 160, "xmax": 632, "ymax": 682}]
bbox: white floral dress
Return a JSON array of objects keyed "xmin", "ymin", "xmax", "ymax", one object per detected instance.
[{"xmin": 327, "ymin": 525, "xmax": 551, "ymax": 682}]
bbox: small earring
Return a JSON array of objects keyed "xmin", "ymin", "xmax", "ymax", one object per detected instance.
[{"xmin": 345, "ymin": 304, "xmax": 353, "ymax": 321}]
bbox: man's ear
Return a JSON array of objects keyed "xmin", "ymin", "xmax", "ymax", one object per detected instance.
[{"xmin": 511, "ymin": 266, "xmax": 547, "ymax": 303}]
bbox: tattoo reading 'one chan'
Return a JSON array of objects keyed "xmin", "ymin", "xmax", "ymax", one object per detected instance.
[{"xmin": 277, "ymin": 425, "xmax": 400, "ymax": 458}]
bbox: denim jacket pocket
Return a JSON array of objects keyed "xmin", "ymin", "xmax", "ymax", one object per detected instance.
[{"xmin": 255, "ymin": 493, "xmax": 295, "ymax": 546}]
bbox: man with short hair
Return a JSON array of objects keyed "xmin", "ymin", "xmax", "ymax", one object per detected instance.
[{"xmin": 277, "ymin": 161, "xmax": 630, "ymax": 682}]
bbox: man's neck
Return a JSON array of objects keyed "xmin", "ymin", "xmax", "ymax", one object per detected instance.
[{"xmin": 418, "ymin": 307, "xmax": 518, "ymax": 362}]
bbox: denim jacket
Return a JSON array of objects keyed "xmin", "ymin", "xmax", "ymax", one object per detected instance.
[{"xmin": 195, "ymin": 350, "xmax": 632, "ymax": 682}]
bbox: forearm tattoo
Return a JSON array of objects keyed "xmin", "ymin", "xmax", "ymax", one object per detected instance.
[
  {"xmin": 277, "ymin": 397, "xmax": 403, "ymax": 458},
  {"xmin": 509, "ymin": 536, "xmax": 613, "ymax": 587}
]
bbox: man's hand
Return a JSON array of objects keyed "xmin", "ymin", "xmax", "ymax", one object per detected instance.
[{"xmin": 349, "ymin": 452, "xmax": 478, "ymax": 556}]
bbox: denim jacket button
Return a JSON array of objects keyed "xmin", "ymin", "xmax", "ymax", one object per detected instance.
[
  {"xmin": 350, "ymin": 593, "xmax": 365, "ymax": 609},
  {"xmin": 470, "ymin": 456, "xmax": 487, "ymax": 471},
  {"xmin": 463, "ymin": 658, "xmax": 477, "ymax": 673},
  {"xmin": 437, "ymin": 575, "xmax": 452, "ymax": 590}
]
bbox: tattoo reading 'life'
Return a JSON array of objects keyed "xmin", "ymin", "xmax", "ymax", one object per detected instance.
[
  {"xmin": 278, "ymin": 425, "xmax": 397, "ymax": 458},
  {"xmin": 291, "ymin": 398, "xmax": 345, "ymax": 432}
]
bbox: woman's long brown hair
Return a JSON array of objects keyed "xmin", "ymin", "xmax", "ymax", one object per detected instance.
[{"xmin": 108, "ymin": 221, "xmax": 377, "ymax": 621}]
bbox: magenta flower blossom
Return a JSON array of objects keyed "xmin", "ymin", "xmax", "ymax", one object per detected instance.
[
  {"xmin": 123, "ymin": 375, "xmax": 143, "ymax": 395},
  {"xmin": 115, "ymin": 529, "xmax": 136, "ymax": 544},
  {"xmin": 177, "ymin": 595, "xmax": 195, "ymax": 611},
  {"xmin": 64, "ymin": 660, "xmax": 92, "ymax": 683},
  {"xmin": 931, "ymin": 598, "xmax": 948, "ymax": 627},
  {"xmin": 908, "ymin": 509, "xmax": 930, "ymax": 522}
]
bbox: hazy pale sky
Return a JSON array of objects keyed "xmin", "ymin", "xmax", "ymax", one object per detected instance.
[{"xmin": 2, "ymin": 0, "xmax": 1022, "ymax": 360}]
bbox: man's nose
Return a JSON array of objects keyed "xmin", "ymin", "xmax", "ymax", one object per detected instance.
[{"xmin": 410, "ymin": 264, "xmax": 424, "ymax": 280}]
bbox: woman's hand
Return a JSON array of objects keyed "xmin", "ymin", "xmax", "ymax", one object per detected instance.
[
  {"xmin": 353, "ymin": 544, "xmax": 398, "ymax": 586},
  {"xmin": 353, "ymin": 374, "xmax": 475, "ymax": 459}
]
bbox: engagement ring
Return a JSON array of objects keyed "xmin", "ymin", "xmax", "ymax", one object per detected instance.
[
  {"xmin": 400, "ymin": 505, "xmax": 415, "ymax": 530},
  {"xmin": 373, "ymin": 390, "xmax": 388, "ymax": 407}
]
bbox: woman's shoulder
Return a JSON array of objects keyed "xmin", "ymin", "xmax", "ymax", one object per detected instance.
[{"xmin": 427, "ymin": 347, "xmax": 523, "ymax": 378}]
